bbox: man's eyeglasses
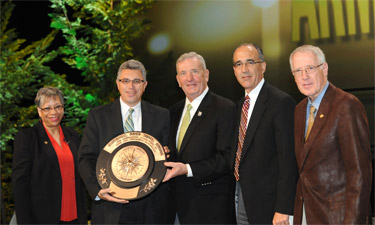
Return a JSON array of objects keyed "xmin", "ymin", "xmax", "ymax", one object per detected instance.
[
  {"xmin": 118, "ymin": 78, "xmax": 145, "ymax": 85},
  {"xmin": 39, "ymin": 105, "xmax": 64, "ymax": 113},
  {"xmin": 291, "ymin": 63, "xmax": 323, "ymax": 77},
  {"xmin": 233, "ymin": 60, "xmax": 263, "ymax": 69}
]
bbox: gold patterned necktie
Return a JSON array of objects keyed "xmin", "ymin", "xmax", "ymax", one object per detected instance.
[
  {"xmin": 234, "ymin": 95, "xmax": 250, "ymax": 181},
  {"xmin": 305, "ymin": 105, "xmax": 316, "ymax": 141},
  {"xmin": 177, "ymin": 104, "xmax": 192, "ymax": 151},
  {"xmin": 124, "ymin": 108, "xmax": 135, "ymax": 132}
]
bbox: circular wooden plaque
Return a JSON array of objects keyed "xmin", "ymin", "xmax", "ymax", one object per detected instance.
[{"xmin": 96, "ymin": 132, "xmax": 166, "ymax": 200}]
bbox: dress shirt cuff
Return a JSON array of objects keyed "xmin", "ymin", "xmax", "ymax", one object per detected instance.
[
  {"xmin": 95, "ymin": 196, "xmax": 100, "ymax": 201},
  {"xmin": 186, "ymin": 164, "xmax": 193, "ymax": 177}
]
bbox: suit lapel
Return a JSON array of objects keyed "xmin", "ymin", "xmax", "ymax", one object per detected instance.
[
  {"xmin": 233, "ymin": 96, "xmax": 244, "ymax": 146},
  {"xmin": 170, "ymin": 101, "xmax": 184, "ymax": 154},
  {"xmin": 141, "ymin": 101, "xmax": 153, "ymax": 134},
  {"xmin": 178, "ymin": 92, "xmax": 211, "ymax": 156},
  {"xmin": 36, "ymin": 122, "xmax": 61, "ymax": 172},
  {"xmin": 240, "ymin": 83, "xmax": 268, "ymax": 159},
  {"xmin": 294, "ymin": 98, "xmax": 308, "ymax": 168},
  {"xmin": 111, "ymin": 99, "xmax": 126, "ymax": 135},
  {"xmin": 300, "ymin": 84, "xmax": 334, "ymax": 169}
]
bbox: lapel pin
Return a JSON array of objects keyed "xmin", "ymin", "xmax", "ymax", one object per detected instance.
[
  {"xmin": 320, "ymin": 114, "xmax": 324, "ymax": 118},
  {"xmin": 198, "ymin": 111, "xmax": 202, "ymax": 116},
  {"xmin": 44, "ymin": 141, "xmax": 48, "ymax": 144}
]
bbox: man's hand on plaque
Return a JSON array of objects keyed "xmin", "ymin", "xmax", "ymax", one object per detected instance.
[
  {"xmin": 163, "ymin": 146, "xmax": 170, "ymax": 159},
  {"xmin": 98, "ymin": 188, "xmax": 129, "ymax": 204},
  {"xmin": 162, "ymin": 162, "xmax": 188, "ymax": 182}
]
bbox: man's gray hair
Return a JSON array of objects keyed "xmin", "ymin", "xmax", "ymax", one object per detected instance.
[
  {"xmin": 117, "ymin": 59, "xmax": 147, "ymax": 80},
  {"xmin": 289, "ymin": 45, "xmax": 326, "ymax": 69},
  {"xmin": 35, "ymin": 86, "xmax": 64, "ymax": 107},
  {"xmin": 176, "ymin": 52, "xmax": 207, "ymax": 71}
]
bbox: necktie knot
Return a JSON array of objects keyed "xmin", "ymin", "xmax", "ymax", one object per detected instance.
[
  {"xmin": 243, "ymin": 95, "xmax": 250, "ymax": 108},
  {"xmin": 310, "ymin": 105, "xmax": 316, "ymax": 115},
  {"xmin": 129, "ymin": 108, "xmax": 134, "ymax": 114},
  {"xmin": 186, "ymin": 104, "xmax": 192, "ymax": 112}
]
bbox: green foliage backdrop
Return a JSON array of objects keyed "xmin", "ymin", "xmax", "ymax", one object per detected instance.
[
  {"xmin": 49, "ymin": 0, "xmax": 153, "ymax": 102},
  {"xmin": 0, "ymin": 0, "xmax": 153, "ymax": 223}
]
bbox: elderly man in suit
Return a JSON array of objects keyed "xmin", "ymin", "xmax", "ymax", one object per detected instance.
[
  {"xmin": 78, "ymin": 59, "xmax": 174, "ymax": 224},
  {"xmin": 163, "ymin": 52, "xmax": 236, "ymax": 224},
  {"xmin": 289, "ymin": 45, "xmax": 372, "ymax": 224},
  {"xmin": 231, "ymin": 43, "xmax": 298, "ymax": 225}
]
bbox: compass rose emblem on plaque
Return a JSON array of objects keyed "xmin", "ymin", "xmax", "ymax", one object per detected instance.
[{"xmin": 96, "ymin": 132, "xmax": 166, "ymax": 200}]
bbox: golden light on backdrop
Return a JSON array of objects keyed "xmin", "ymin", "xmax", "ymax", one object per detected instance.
[
  {"xmin": 169, "ymin": 1, "xmax": 261, "ymax": 49},
  {"xmin": 251, "ymin": 0, "xmax": 278, "ymax": 9},
  {"xmin": 250, "ymin": 0, "xmax": 281, "ymax": 61},
  {"xmin": 148, "ymin": 33, "xmax": 172, "ymax": 54},
  {"xmin": 260, "ymin": 0, "xmax": 281, "ymax": 59}
]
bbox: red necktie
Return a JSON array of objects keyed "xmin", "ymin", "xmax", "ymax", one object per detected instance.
[{"xmin": 234, "ymin": 95, "xmax": 250, "ymax": 181}]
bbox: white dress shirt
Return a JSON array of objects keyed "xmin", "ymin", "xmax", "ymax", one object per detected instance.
[
  {"xmin": 119, "ymin": 98, "xmax": 142, "ymax": 132},
  {"xmin": 244, "ymin": 78, "xmax": 264, "ymax": 128},
  {"xmin": 176, "ymin": 87, "xmax": 209, "ymax": 177}
]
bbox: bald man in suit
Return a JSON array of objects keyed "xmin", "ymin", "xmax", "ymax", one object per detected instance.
[{"xmin": 231, "ymin": 43, "xmax": 298, "ymax": 225}]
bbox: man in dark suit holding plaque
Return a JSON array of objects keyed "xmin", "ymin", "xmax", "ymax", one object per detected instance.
[
  {"xmin": 163, "ymin": 52, "xmax": 236, "ymax": 224},
  {"xmin": 79, "ymin": 59, "xmax": 174, "ymax": 224}
]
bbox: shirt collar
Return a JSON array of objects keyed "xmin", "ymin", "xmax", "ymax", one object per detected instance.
[
  {"xmin": 185, "ymin": 86, "xmax": 209, "ymax": 110},
  {"xmin": 308, "ymin": 81, "xmax": 329, "ymax": 110},
  {"xmin": 119, "ymin": 98, "xmax": 141, "ymax": 114},
  {"xmin": 245, "ymin": 78, "xmax": 264, "ymax": 100}
]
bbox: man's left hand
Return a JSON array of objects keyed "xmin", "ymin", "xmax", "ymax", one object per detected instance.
[
  {"xmin": 162, "ymin": 162, "xmax": 188, "ymax": 182},
  {"xmin": 273, "ymin": 212, "xmax": 289, "ymax": 225}
]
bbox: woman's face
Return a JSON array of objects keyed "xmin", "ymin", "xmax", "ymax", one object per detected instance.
[{"xmin": 37, "ymin": 96, "xmax": 64, "ymax": 129}]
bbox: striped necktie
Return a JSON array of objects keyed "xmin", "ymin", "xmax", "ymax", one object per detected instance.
[
  {"xmin": 124, "ymin": 108, "xmax": 135, "ymax": 132},
  {"xmin": 234, "ymin": 95, "xmax": 250, "ymax": 181},
  {"xmin": 177, "ymin": 104, "xmax": 192, "ymax": 151}
]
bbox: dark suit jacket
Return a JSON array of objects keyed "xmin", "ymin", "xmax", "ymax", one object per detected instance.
[
  {"xmin": 78, "ymin": 99, "xmax": 173, "ymax": 224},
  {"xmin": 231, "ymin": 82, "xmax": 298, "ymax": 224},
  {"xmin": 168, "ymin": 91, "xmax": 236, "ymax": 224},
  {"xmin": 12, "ymin": 121, "xmax": 87, "ymax": 224},
  {"xmin": 293, "ymin": 83, "xmax": 372, "ymax": 225}
]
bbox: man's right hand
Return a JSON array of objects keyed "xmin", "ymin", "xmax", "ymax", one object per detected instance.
[{"xmin": 98, "ymin": 188, "xmax": 129, "ymax": 204}]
